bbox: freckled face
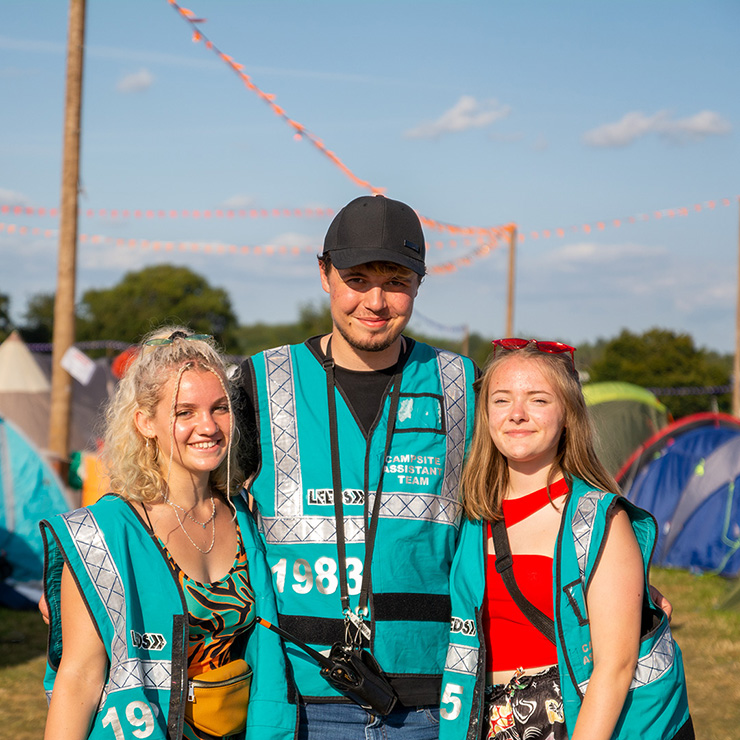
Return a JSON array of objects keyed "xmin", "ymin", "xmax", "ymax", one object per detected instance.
[
  {"xmin": 320, "ymin": 263, "xmax": 419, "ymax": 354},
  {"xmin": 137, "ymin": 369, "xmax": 231, "ymax": 487},
  {"xmin": 487, "ymin": 355, "xmax": 566, "ymax": 475}
]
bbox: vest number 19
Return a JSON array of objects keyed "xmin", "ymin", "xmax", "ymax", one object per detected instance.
[
  {"xmin": 101, "ymin": 701, "xmax": 155, "ymax": 738},
  {"xmin": 271, "ymin": 557, "xmax": 363, "ymax": 595}
]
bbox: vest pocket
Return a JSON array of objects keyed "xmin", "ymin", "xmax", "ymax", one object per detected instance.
[
  {"xmin": 394, "ymin": 393, "xmax": 444, "ymax": 434},
  {"xmin": 562, "ymin": 578, "xmax": 589, "ymax": 626}
]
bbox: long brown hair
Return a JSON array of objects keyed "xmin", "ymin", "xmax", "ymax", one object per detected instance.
[{"xmin": 460, "ymin": 343, "xmax": 619, "ymax": 521}]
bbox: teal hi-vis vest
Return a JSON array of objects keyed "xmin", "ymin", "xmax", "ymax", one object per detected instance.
[
  {"xmin": 248, "ymin": 339, "xmax": 476, "ymax": 702},
  {"xmin": 554, "ymin": 480, "xmax": 691, "ymax": 738},
  {"xmin": 41, "ymin": 493, "xmax": 296, "ymax": 740},
  {"xmin": 439, "ymin": 477, "xmax": 692, "ymax": 740}
]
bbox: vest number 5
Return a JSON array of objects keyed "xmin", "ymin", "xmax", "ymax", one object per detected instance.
[
  {"xmin": 440, "ymin": 683, "xmax": 463, "ymax": 720},
  {"xmin": 271, "ymin": 557, "xmax": 363, "ymax": 595},
  {"xmin": 101, "ymin": 701, "xmax": 155, "ymax": 738}
]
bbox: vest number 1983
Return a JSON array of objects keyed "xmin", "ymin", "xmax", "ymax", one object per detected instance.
[{"xmin": 271, "ymin": 557, "xmax": 363, "ymax": 595}]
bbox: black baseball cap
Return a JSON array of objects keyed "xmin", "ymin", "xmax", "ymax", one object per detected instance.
[{"xmin": 322, "ymin": 195, "xmax": 426, "ymax": 276}]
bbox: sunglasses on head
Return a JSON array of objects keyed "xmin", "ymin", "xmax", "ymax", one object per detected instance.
[
  {"xmin": 144, "ymin": 331, "xmax": 213, "ymax": 347},
  {"xmin": 491, "ymin": 337, "xmax": 576, "ymax": 367}
]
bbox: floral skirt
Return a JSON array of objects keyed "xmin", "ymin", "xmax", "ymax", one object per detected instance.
[{"xmin": 484, "ymin": 665, "xmax": 568, "ymax": 740}]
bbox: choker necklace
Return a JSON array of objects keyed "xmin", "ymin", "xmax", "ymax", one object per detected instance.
[{"xmin": 166, "ymin": 493, "xmax": 216, "ymax": 529}]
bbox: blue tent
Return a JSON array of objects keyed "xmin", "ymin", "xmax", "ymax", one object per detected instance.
[
  {"xmin": 0, "ymin": 416, "xmax": 72, "ymax": 605},
  {"xmin": 619, "ymin": 413, "xmax": 740, "ymax": 576}
]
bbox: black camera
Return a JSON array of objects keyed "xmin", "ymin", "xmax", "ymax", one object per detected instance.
[{"xmin": 320, "ymin": 643, "xmax": 397, "ymax": 716}]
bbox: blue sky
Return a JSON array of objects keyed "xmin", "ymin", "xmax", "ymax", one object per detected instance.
[{"xmin": 1, "ymin": 0, "xmax": 738, "ymax": 352}]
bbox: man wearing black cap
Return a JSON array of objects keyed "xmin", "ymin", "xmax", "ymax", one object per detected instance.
[{"xmin": 237, "ymin": 195, "xmax": 478, "ymax": 739}]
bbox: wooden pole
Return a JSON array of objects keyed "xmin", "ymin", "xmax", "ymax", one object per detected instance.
[
  {"xmin": 734, "ymin": 199, "xmax": 740, "ymax": 417},
  {"xmin": 49, "ymin": 0, "xmax": 86, "ymax": 469},
  {"xmin": 461, "ymin": 325, "xmax": 469, "ymax": 357},
  {"xmin": 505, "ymin": 226, "xmax": 517, "ymax": 337}
]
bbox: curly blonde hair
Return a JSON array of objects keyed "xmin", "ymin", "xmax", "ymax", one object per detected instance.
[
  {"xmin": 461, "ymin": 343, "xmax": 619, "ymax": 522},
  {"xmin": 101, "ymin": 326, "xmax": 243, "ymax": 503}
]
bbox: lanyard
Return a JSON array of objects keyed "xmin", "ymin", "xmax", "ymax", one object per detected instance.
[{"xmin": 322, "ymin": 340, "xmax": 403, "ymax": 642}]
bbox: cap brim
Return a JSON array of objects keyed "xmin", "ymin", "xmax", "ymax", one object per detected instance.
[{"xmin": 328, "ymin": 247, "xmax": 426, "ymax": 276}]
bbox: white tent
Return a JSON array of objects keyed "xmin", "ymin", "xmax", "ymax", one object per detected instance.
[{"xmin": 0, "ymin": 332, "xmax": 113, "ymax": 453}]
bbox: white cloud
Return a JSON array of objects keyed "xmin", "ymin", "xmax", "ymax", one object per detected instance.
[
  {"xmin": 116, "ymin": 68, "xmax": 154, "ymax": 93},
  {"xmin": 404, "ymin": 96, "xmax": 511, "ymax": 140},
  {"xmin": 659, "ymin": 110, "xmax": 732, "ymax": 143},
  {"xmin": 221, "ymin": 194, "xmax": 257, "ymax": 209},
  {"xmin": 540, "ymin": 240, "xmax": 668, "ymax": 269},
  {"xmin": 583, "ymin": 111, "xmax": 668, "ymax": 147},
  {"xmin": 583, "ymin": 110, "xmax": 732, "ymax": 148},
  {"xmin": 0, "ymin": 189, "xmax": 32, "ymax": 207},
  {"xmin": 270, "ymin": 231, "xmax": 320, "ymax": 250}
]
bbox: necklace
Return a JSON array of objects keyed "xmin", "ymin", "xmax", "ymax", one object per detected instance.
[
  {"xmin": 165, "ymin": 498, "xmax": 216, "ymax": 554},
  {"xmin": 166, "ymin": 493, "xmax": 216, "ymax": 529}
]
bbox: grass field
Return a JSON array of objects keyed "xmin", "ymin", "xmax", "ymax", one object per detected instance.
[{"xmin": 1, "ymin": 567, "xmax": 738, "ymax": 739}]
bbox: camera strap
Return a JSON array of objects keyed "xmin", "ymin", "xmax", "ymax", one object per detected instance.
[{"xmin": 323, "ymin": 338, "xmax": 403, "ymax": 643}]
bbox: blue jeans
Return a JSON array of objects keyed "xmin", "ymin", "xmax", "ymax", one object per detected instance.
[{"xmin": 298, "ymin": 702, "xmax": 440, "ymax": 740}]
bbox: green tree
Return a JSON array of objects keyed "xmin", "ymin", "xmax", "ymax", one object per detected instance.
[
  {"xmin": 234, "ymin": 302, "xmax": 333, "ymax": 358},
  {"xmin": 0, "ymin": 293, "xmax": 12, "ymax": 342},
  {"xmin": 588, "ymin": 328, "xmax": 731, "ymax": 419},
  {"xmin": 20, "ymin": 292, "xmax": 55, "ymax": 343},
  {"xmin": 77, "ymin": 265, "xmax": 239, "ymax": 350}
]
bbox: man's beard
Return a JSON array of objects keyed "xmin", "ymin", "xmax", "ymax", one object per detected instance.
[{"xmin": 336, "ymin": 320, "xmax": 403, "ymax": 354}]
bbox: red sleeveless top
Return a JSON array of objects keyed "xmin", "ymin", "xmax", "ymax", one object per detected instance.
[{"xmin": 483, "ymin": 477, "xmax": 569, "ymax": 672}]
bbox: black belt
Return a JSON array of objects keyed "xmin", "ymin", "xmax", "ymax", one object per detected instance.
[{"xmin": 279, "ymin": 593, "xmax": 451, "ymax": 647}]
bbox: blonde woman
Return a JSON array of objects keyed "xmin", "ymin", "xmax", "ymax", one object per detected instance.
[{"xmin": 41, "ymin": 328, "xmax": 294, "ymax": 740}]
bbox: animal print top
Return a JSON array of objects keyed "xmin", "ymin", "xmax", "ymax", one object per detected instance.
[{"xmin": 160, "ymin": 526, "xmax": 255, "ymax": 740}]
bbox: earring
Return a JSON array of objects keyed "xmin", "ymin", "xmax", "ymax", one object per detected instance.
[{"xmin": 145, "ymin": 436, "xmax": 159, "ymax": 460}]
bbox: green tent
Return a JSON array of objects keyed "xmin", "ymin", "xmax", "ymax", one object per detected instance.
[{"xmin": 583, "ymin": 381, "xmax": 669, "ymax": 476}]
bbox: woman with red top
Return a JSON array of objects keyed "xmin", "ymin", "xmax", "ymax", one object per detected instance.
[{"xmin": 443, "ymin": 338, "xmax": 692, "ymax": 740}]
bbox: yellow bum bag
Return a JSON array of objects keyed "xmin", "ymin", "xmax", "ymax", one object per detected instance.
[{"xmin": 185, "ymin": 659, "xmax": 252, "ymax": 737}]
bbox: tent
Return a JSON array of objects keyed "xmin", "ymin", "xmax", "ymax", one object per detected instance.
[
  {"xmin": 0, "ymin": 331, "xmax": 114, "ymax": 454},
  {"xmin": 0, "ymin": 415, "xmax": 73, "ymax": 607},
  {"xmin": 617, "ymin": 412, "xmax": 740, "ymax": 576},
  {"xmin": 583, "ymin": 381, "xmax": 669, "ymax": 475}
]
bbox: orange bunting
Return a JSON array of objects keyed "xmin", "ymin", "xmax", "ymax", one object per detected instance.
[
  {"xmin": 1, "ymin": 219, "xmax": 502, "ymax": 274},
  {"xmin": 166, "ymin": 0, "xmax": 396, "ymax": 200},
  {"xmin": 516, "ymin": 196, "xmax": 738, "ymax": 244}
]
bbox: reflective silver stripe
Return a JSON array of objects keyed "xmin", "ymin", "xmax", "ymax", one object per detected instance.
[
  {"xmin": 572, "ymin": 490, "xmax": 608, "ymax": 577},
  {"xmin": 109, "ymin": 659, "xmax": 172, "ymax": 693},
  {"xmin": 381, "ymin": 489, "xmax": 459, "ymax": 525},
  {"xmin": 264, "ymin": 346, "xmax": 303, "ymax": 519},
  {"xmin": 261, "ymin": 490, "xmax": 460, "ymax": 544},
  {"xmin": 436, "ymin": 350, "xmax": 467, "ymax": 520},
  {"xmin": 578, "ymin": 621, "xmax": 675, "ymax": 694},
  {"xmin": 61, "ymin": 508, "xmax": 171, "ymax": 700},
  {"xmin": 630, "ymin": 622, "xmax": 675, "ymax": 688},
  {"xmin": 444, "ymin": 643, "xmax": 478, "ymax": 675},
  {"xmin": 262, "ymin": 513, "xmax": 364, "ymax": 545}
]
